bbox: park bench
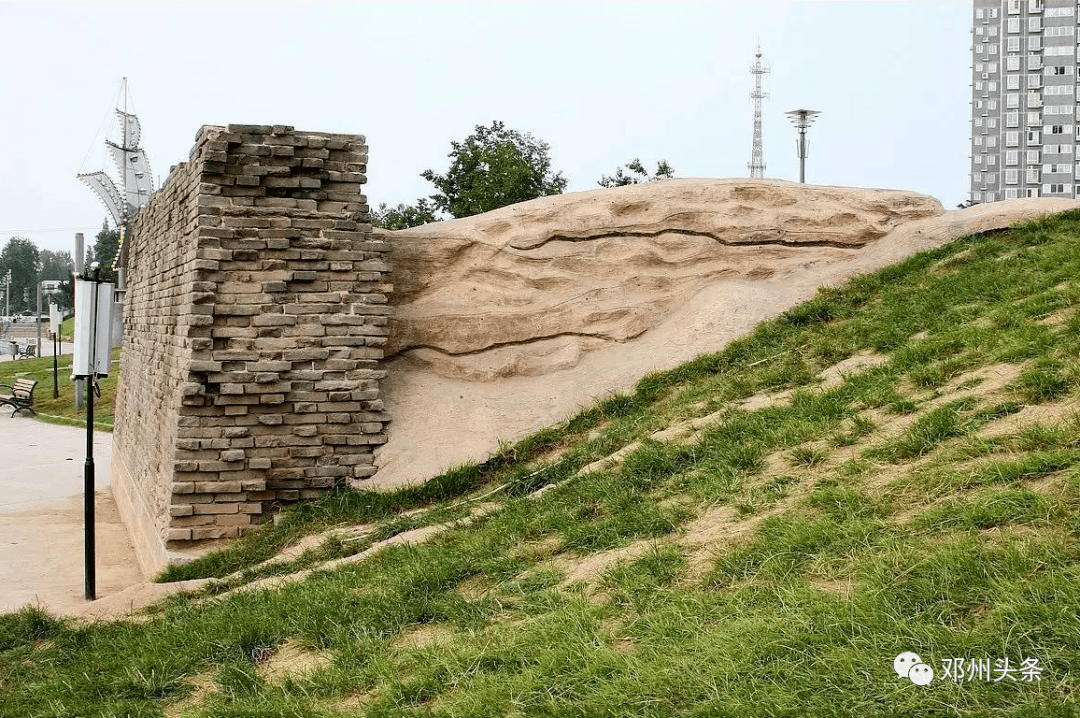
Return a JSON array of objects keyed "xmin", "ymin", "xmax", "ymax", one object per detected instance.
[{"xmin": 0, "ymin": 378, "xmax": 37, "ymax": 417}]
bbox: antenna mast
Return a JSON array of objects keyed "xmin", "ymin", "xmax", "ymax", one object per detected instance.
[{"xmin": 748, "ymin": 42, "xmax": 770, "ymax": 179}]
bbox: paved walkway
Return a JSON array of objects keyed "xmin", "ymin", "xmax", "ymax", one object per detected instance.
[{"xmin": 0, "ymin": 412, "xmax": 143, "ymax": 614}]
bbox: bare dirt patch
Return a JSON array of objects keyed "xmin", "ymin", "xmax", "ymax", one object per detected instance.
[
  {"xmin": 978, "ymin": 398, "xmax": 1079, "ymax": 439},
  {"xmin": 457, "ymin": 575, "xmax": 496, "ymax": 600},
  {"xmin": 163, "ymin": 672, "xmax": 216, "ymax": 718},
  {"xmin": 818, "ymin": 351, "xmax": 888, "ymax": 391},
  {"xmin": 808, "ymin": 576, "xmax": 855, "ymax": 597},
  {"xmin": 256, "ymin": 640, "xmax": 332, "ymax": 683},
  {"xmin": 1037, "ymin": 307, "xmax": 1077, "ymax": 327},
  {"xmin": 394, "ymin": 623, "xmax": 457, "ymax": 649}
]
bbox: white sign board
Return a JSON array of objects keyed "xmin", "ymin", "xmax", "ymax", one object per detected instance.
[
  {"xmin": 49, "ymin": 303, "xmax": 61, "ymax": 336},
  {"xmin": 72, "ymin": 278, "xmax": 115, "ymax": 377}
]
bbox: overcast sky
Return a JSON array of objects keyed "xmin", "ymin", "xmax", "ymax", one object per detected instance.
[{"xmin": 0, "ymin": 1, "xmax": 970, "ymax": 254}]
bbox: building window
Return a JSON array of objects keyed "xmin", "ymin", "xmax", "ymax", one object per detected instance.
[
  {"xmin": 1044, "ymin": 26, "xmax": 1074, "ymax": 37},
  {"xmin": 1043, "ymin": 85, "xmax": 1071, "ymax": 96},
  {"xmin": 986, "ymin": 191, "xmax": 997, "ymax": 201},
  {"xmin": 1048, "ymin": 65, "xmax": 1069, "ymax": 75},
  {"xmin": 1005, "ymin": 188, "xmax": 1019, "ymax": 198},
  {"xmin": 1044, "ymin": 46, "xmax": 1072, "ymax": 56},
  {"xmin": 1008, "ymin": 0, "xmax": 1021, "ymax": 12},
  {"xmin": 989, "ymin": 156, "xmax": 998, "ymax": 167},
  {"xmin": 1047, "ymin": 183, "xmax": 1065, "ymax": 193},
  {"xmin": 1006, "ymin": 148, "xmax": 1020, "ymax": 162},
  {"xmin": 976, "ymin": 81, "xmax": 985, "ymax": 90},
  {"xmin": 991, "ymin": 7, "xmax": 998, "ymax": 18},
  {"xmin": 1029, "ymin": 0, "xmax": 1043, "ymax": 12},
  {"xmin": 1028, "ymin": 73, "xmax": 1042, "ymax": 88},
  {"xmin": 976, "ymin": 7, "xmax": 985, "ymax": 19},
  {"xmin": 1028, "ymin": 130, "xmax": 1041, "ymax": 143},
  {"xmin": 1007, "ymin": 55, "xmax": 1022, "ymax": 71},
  {"xmin": 989, "ymin": 26, "xmax": 998, "ymax": 37},
  {"xmin": 976, "ymin": 136, "xmax": 984, "ymax": 146},
  {"xmin": 1007, "ymin": 111, "xmax": 1020, "ymax": 126},
  {"xmin": 977, "ymin": 44, "xmax": 985, "ymax": 54},
  {"xmin": 1028, "ymin": 55, "xmax": 1043, "ymax": 71},
  {"xmin": 989, "ymin": 81, "xmax": 998, "ymax": 91},
  {"xmin": 990, "ymin": 45, "xmax": 999, "ymax": 55},
  {"xmin": 989, "ymin": 99, "xmax": 998, "ymax": 110},
  {"xmin": 1007, "ymin": 91, "xmax": 1021, "ymax": 105},
  {"xmin": 976, "ymin": 117, "xmax": 984, "ymax": 128},
  {"xmin": 1028, "ymin": 17, "xmax": 1042, "ymax": 32},
  {"xmin": 1006, "ymin": 169, "xmax": 1019, "ymax": 184},
  {"xmin": 1028, "ymin": 149, "xmax": 1041, "ymax": 163},
  {"xmin": 1045, "ymin": 5, "xmax": 1074, "ymax": 16},
  {"xmin": 1028, "ymin": 111, "xmax": 1041, "ymax": 124},
  {"xmin": 1008, "ymin": 37, "xmax": 1021, "ymax": 52},
  {"xmin": 1009, "ymin": 17, "xmax": 1021, "ymax": 32},
  {"xmin": 988, "ymin": 118, "xmax": 998, "ymax": 128},
  {"xmin": 1029, "ymin": 36, "xmax": 1042, "ymax": 51},
  {"xmin": 988, "ymin": 62, "xmax": 998, "ymax": 74},
  {"xmin": 1026, "ymin": 188, "xmax": 1038, "ymax": 197},
  {"xmin": 988, "ymin": 136, "xmax": 998, "ymax": 147}
]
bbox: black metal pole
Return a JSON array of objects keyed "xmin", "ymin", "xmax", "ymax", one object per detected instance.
[
  {"xmin": 52, "ymin": 332, "xmax": 59, "ymax": 399},
  {"xmin": 84, "ymin": 270, "xmax": 99, "ymax": 601}
]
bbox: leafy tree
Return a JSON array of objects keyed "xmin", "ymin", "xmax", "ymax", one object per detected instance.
[
  {"xmin": 421, "ymin": 121, "xmax": 567, "ymax": 218},
  {"xmin": 91, "ymin": 220, "xmax": 120, "ymax": 283},
  {"xmin": 39, "ymin": 250, "xmax": 75, "ymax": 281},
  {"xmin": 57, "ymin": 278, "xmax": 74, "ymax": 313},
  {"xmin": 372, "ymin": 199, "xmax": 441, "ymax": 230},
  {"xmin": 598, "ymin": 158, "xmax": 675, "ymax": 188},
  {"xmin": 0, "ymin": 236, "xmax": 39, "ymax": 313}
]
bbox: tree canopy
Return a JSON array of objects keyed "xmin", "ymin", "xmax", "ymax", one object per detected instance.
[
  {"xmin": 91, "ymin": 220, "xmax": 120, "ymax": 283},
  {"xmin": 421, "ymin": 121, "xmax": 567, "ymax": 219},
  {"xmin": 0, "ymin": 237, "xmax": 39, "ymax": 313},
  {"xmin": 371, "ymin": 199, "xmax": 441, "ymax": 230},
  {"xmin": 597, "ymin": 158, "xmax": 675, "ymax": 188}
]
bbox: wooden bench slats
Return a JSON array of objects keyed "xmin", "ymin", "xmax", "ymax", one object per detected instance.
[{"xmin": 0, "ymin": 378, "xmax": 37, "ymax": 416}]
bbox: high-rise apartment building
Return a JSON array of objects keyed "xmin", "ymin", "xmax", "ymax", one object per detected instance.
[{"xmin": 971, "ymin": 0, "xmax": 1079, "ymax": 203}]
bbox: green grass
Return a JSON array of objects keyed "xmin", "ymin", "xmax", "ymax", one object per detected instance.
[
  {"xmin": 0, "ymin": 347, "xmax": 119, "ymax": 429},
  {"xmin": 6, "ymin": 211, "xmax": 1080, "ymax": 716}
]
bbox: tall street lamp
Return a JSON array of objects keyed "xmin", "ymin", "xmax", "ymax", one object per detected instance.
[{"xmin": 784, "ymin": 109, "xmax": 821, "ymax": 184}]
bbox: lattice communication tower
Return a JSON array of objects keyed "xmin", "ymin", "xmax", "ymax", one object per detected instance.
[{"xmin": 748, "ymin": 43, "xmax": 770, "ymax": 179}]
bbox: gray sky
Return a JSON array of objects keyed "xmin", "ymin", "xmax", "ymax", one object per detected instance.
[{"xmin": 0, "ymin": 1, "xmax": 971, "ymax": 255}]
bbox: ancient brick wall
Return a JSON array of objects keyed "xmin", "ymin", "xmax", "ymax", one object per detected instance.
[{"xmin": 112, "ymin": 125, "xmax": 390, "ymax": 573}]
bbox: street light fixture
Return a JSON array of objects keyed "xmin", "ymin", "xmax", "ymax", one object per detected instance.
[{"xmin": 784, "ymin": 109, "xmax": 821, "ymax": 184}]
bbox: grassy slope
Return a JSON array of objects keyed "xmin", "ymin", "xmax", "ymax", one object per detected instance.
[
  {"xmin": 5, "ymin": 212, "xmax": 1080, "ymax": 716},
  {"xmin": 0, "ymin": 348, "xmax": 119, "ymax": 430}
]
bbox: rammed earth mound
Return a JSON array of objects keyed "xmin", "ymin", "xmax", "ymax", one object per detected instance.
[{"xmin": 5, "ymin": 209, "xmax": 1080, "ymax": 716}]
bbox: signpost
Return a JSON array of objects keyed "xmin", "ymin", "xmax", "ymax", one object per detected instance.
[
  {"xmin": 49, "ymin": 303, "xmax": 61, "ymax": 398},
  {"xmin": 72, "ymin": 263, "xmax": 115, "ymax": 601}
]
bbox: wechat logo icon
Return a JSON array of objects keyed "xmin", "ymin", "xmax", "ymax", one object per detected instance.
[{"xmin": 895, "ymin": 652, "xmax": 935, "ymax": 686}]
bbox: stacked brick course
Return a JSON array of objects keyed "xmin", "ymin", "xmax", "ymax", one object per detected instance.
[{"xmin": 113, "ymin": 125, "xmax": 390, "ymax": 572}]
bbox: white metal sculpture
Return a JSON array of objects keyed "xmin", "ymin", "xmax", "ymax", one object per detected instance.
[{"xmin": 77, "ymin": 79, "xmax": 154, "ymax": 226}]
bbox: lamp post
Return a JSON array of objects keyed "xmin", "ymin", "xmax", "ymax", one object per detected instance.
[{"xmin": 784, "ymin": 109, "xmax": 821, "ymax": 183}]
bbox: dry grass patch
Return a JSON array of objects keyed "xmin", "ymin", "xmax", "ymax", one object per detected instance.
[
  {"xmin": 255, "ymin": 640, "xmax": 332, "ymax": 684},
  {"xmin": 817, "ymin": 351, "xmax": 888, "ymax": 391},
  {"xmin": 808, "ymin": 576, "xmax": 855, "ymax": 598},
  {"xmin": 394, "ymin": 622, "xmax": 457, "ymax": 650},
  {"xmin": 163, "ymin": 672, "xmax": 216, "ymax": 718},
  {"xmin": 978, "ymin": 398, "xmax": 1080, "ymax": 439}
]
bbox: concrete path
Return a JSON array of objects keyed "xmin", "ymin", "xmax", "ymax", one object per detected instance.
[{"xmin": 0, "ymin": 413, "xmax": 143, "ymax": 614}]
